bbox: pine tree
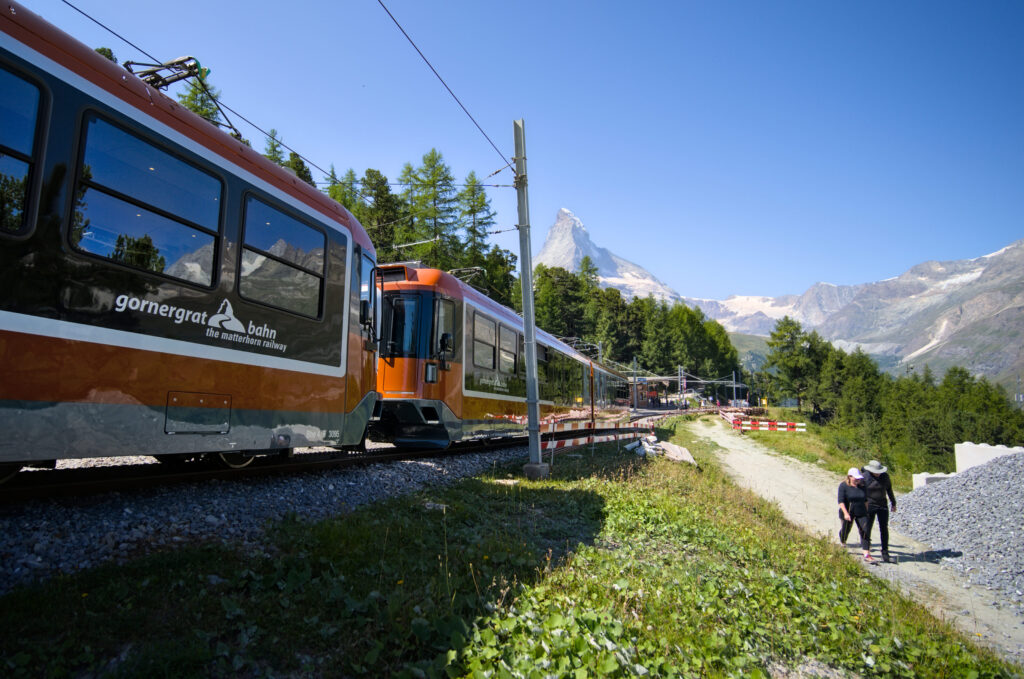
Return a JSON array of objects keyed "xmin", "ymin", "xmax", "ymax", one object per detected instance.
[
  {"xmin": 111, "ymin": 233, "xmax": 165, "ymax": 272},
  {"xmin": 284, "ymin": 151, "xmax": 315, "ymax": 187},
  {"xmin": 358, "ymin": 169, "xmax": 405, "ymax": 263},
  {"xmin": 177, "ymin": 76, "xmax": 221, "ymax": 125},
  {"xmin": 263, "ymin": 129, "xmax": 285, "ymax": 165},
  {"xmin": 327, "ymin": 168, "xmax": 363, "ymax": 216},
  {"xmin": 480, "ymin": 245, "xmax": 518, "ymax": 308},
  {"xmin": 640, "ymin": 299, "xmax": 672, "ymax": 375},
  {"xmin": 401, "ymin": 149, "xmax": 459, "ymax": 270},
  {"xmin": 591, "ymin": 287, "xmax": 630, "ymax": 363},
  {"xmin": 457, "ymin": 171, "xmax": 495, "ymax": 269},
  {"xmin": 95, "ymin": 47, "xmax": 117, "ymax": 63},
  {"xmin": 533, "ymin": 264, "xmax": 585, "ymax": 338},
  {"xmin": 764, "ymin": 316, "xmax": 817, "ymax": 411}
]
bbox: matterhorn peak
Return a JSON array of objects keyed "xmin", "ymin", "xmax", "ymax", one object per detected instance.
[
  {"xmin": 553, "ymin": 208, "xmax": 588, "ymax": 235},
  {"xmin": 535, "ymin": 209, "xmax": 682, "ymax": 304}
]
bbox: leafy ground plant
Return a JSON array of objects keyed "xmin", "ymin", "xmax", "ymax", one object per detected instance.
[{"xmin": 1, "ymin": 430, "xmax": 1016, "ymax": 677}]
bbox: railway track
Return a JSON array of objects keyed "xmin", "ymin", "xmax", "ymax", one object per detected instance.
[
  {"xmin": 0, "ymin": 419, "xmax": 661, "ymax": 504},
  {"xmin": 0, "ymin": 441, "xmax": 514, "ymax": 505}
]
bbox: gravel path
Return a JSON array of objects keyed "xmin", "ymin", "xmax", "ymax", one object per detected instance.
[
  {"xmin": 689, "ymin": 417, "xmax": 1024, "ymax": 665},
  {"xmin": 0, "ymin": 445, "xmax": 529, "ymax": 596}
]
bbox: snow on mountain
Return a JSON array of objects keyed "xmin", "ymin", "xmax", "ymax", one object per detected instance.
[
  {"xmin": 532, "ymin": 208, "xmax": 1024, "ymax": 387},
  {"xmin": 534, "ymin": 208, "xmax": 682, "ymax": 303}
]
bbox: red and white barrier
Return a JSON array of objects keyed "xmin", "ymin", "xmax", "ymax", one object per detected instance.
[
  {"xmin": 732, "ymin": 419, "xmax": 806, "ymax": 432},
  {"xmin": 541, "ymin": 424, "xmax": 649, "ymax": 451}
]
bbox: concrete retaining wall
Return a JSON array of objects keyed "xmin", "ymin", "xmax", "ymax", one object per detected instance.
[
  {"xmin": 912, "ymin": 472, "xmax": 956, "ymax": 490},
  {"xmin": 954, "ymin": 442, "xmax": 1024, "ymax": 473}
]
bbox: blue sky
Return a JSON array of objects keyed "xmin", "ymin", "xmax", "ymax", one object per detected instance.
[{"xmin": 33, "ymin": 0, "xmax": 1024, "ymax": 299}]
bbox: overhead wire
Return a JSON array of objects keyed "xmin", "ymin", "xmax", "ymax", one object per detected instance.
[
  {"xmin": 60, "ymin": 0, "xmax": 159, "ymax": 63},
  {"xmin": 60, "ymin": 0, "xmax": 343, "ymax": 183},
  {"xmin": 62, "ymin": 0, "xmax": 515, "ymax": 193},
  {"xmin": 59, "ymin": 0, "xmax": 519, "ymax": 243},
  {"xmin": 375, "ymin": 0, "xmax": 515, "ymax": 178}
]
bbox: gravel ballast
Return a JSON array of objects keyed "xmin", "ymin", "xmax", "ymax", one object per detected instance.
[
  {"xmin": 890, "ymin": 452, "xmax": 1024, "ymax": 616},
  {"xmin": 0, "ymin": 446, "xmax": 529, "ymax": 596}
]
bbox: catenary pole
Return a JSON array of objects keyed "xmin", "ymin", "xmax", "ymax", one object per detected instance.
[{"xmin": 514, "ymin": 120, "xmax": 547, "ymax": 479}]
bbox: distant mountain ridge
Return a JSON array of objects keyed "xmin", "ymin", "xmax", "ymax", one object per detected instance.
[{"xmin": 534, "ymin": 208, "xmax": 1024, "ymax": 389}]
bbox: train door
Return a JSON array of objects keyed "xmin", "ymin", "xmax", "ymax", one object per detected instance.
[
  {"xmin": 358, "ymin": 251, "xmax": 377, "ymax": 396},
  {"xmin": 428, "ymin": 296, "xmax": 458, "ymax": 411},
  {"xmin": 379, "ymin": 292, "xmax": 421, "ymax": 395}
]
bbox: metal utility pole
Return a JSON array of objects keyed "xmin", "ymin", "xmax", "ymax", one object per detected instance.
[
  {"xmin": 732, "ymin": 371, "xmax": 737, "ymax": 405},
  {"xmin": 514, "ymin": 119, "xmax": 547, "ymax": 480}
]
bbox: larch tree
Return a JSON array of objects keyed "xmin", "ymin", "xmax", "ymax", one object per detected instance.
[
  {"xmin": 401, "ymin": 149, "xmax": 460, "ymax": 270},
  {"xmin": 457, "ymin": 171, "xmax": 495, "ymax": 269},
  {"xmin": 327, "ymin": 167, "xmax": 364, "ymax": 217},
  {"xmin": 177, "ymin": 75, "xmax": 221, "ymax": 125},
  {"xmin": 263, "ymin": 129, "xmax": 285, "ymax": 165}
]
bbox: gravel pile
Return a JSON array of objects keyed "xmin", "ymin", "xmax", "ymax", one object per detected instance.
[
  {"xmin": 0, "ymin": 445, "xmax": 529, "ymax": 596},
  {"xmin": 890, "ymin": 452, "xmax": 1024, "ymax": 616}
]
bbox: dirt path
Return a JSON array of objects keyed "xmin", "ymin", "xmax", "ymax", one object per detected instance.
[{"xmin": 687, "ymin": 417, "xmax": 1024, "ymax": 665}]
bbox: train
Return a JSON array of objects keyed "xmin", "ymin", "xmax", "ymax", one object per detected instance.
[
  {"xmin": 369, "ymin": 265, "xmax": 634, "ymax": 448},
  {"xmin": 0, "ymin": 2, "xmax": 380, "ymax": 481}
]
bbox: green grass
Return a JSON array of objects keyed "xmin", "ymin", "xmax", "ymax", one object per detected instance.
[{"xmin": 1, "ymin": 429, "xmax": 1016, "ymax": 677}]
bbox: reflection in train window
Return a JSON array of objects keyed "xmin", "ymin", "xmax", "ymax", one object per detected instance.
[
  {"xmin": 81, "ymin": 116, "xmax": 221, "ymax": 229},
  {"xmin": 240, "ymin": 196, "xmax": 326, "ymax": 317},
  {"xmin": 243, "ymin": 197, "xmax": 325, "ymax": 271},
  {"xmin": 0, "ymin": 66, "xmax": 40, "ymax": 235},
  {"xmin": 360, "ymin": 254, "xmax": 375, "ymax": 305},
  {"xmin": 434, "ymin": 298, "xmax": 455, "ymax": 356},
  {"xmin": 473, "ymin": 313, "xmax": 496, "ymax": 369},
  {"xmin": 73, "ymin": 188, "xmax": 214, "ymax": 285},
  {"xmin": 499, "ymin": 325, "xmax": 516, "ymax": 374},
  {"xmin": 72, "ymin": 114, "xmax": 221, "ymax": 283},
  {"xmin": 383, "ymin": 295, "xmax": 418, "ymax": 357}
]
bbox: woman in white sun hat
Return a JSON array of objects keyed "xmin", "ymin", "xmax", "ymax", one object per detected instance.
[{"xmin": 861, "ymin": 459, "xmax": 897, "ymax": 563}]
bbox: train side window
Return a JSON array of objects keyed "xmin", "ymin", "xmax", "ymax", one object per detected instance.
[
  {"xmin": 517, "ymin": 334, "xmax": 526, "ymax": 377},
  {"xmin": 360, "ymin": 254, "xmax": 375, "ymax": 306},
  {"xmin": 71, "ymin": 115, "xmax": 220, "ymax": 285},
  {"xmin": 536, "ymin": 343, "xmax": 548, "ymax": 395},
  {"xmin": 433, "ymin": 298, "xmax": 455, "ymax": 358},
  {"xmin": 473, "ymin": 312, "xmax": 496, "ymax": 369},
  {"xmin": 498, "ymin": 325, "xmax": 516, "ymax": 374},
  {"xmin": 0, "ymin": 66, "xmax": 41, "ymax": 236},
  {"xmin": 240, "ymin": 195, "xmax": 325, "ymax": 317},
  {"xmin": 80, "ymin": 116, "xmax": 220, "ymax": 228},
  {"xmin": 360, "ymin": 253, "xmax": 376, "ymax": 331}
]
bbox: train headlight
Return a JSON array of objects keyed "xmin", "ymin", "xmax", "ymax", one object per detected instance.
[{"xmin": 425, "ymin": 363, "xmax": 439, "ymax": 384}]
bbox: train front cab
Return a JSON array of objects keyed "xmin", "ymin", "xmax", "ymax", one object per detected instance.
[
  {"xmin": 372, "ymin": 266, "xmax": 630, "ymax": 448},
  {"xmin": 373, "ymin": 266, "xmax": 462, "ymax": 448}
]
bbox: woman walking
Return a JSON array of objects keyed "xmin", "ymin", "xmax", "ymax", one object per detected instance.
[
  {"xmin": 862, "ymin": 459, "xmax": 897, "ymax": 563},
  {"xmin": 837, "ymin": 467, "xmax": 870, "ymax": 558}
]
